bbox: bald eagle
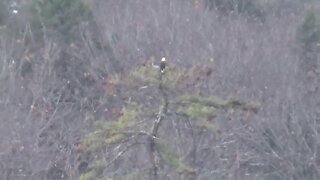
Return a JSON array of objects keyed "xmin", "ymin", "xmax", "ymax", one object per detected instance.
[{"xmin": 160, "ymin": 57, "xmax": 166, "ymax": 73}]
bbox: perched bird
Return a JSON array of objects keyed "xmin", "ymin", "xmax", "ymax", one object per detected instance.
[{"xmin": 160, "ymin": 57, "xmax": 166, "ymax": 73}]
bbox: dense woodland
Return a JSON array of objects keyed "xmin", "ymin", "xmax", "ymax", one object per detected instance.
[{"xmin": 0, "ymin": 0, "xmax": 320, "ymax": 179}]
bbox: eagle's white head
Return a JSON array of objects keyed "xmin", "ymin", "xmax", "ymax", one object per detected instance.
[{"xmin": 161, "ymin": 57, "xmax": 166, "ymax": 62}]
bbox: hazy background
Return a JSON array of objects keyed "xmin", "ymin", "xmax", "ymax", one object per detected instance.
[{"xmin": 0, "ymin": 0, "xmax": 319, "ymax": 179}]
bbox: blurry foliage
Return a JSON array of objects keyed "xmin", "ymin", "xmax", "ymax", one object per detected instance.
[
  {"xmin": 79, "ymin": 160, "xmax": 105, "ymax": 180},
  {"xmin": 176, "ymin": 95, "xmax": 259, "ymax": 113},
  {"xmin": 101, "ymin": 104, "xmax": 140, "ymax": 132},
  {"xmin": 204, "ymin": 0, "xmax": 264, "ymax": 19},
  {"xmin": 131, "ymin": 60, "xmax": 159, "ymax": 84},
  {"xmin": 177, "ymin": 103, "xmax": 216, "ymax": 130},
  {"xmin": 122, "ymin": 172, "xmax": 139, "ymax": 180},
  {"xmin": 155, "ymin": 138, "xmax": 194, "ymax": 173},
  {"xmin": 297, "ymin": 9, "xmax": 320, "ymax": 52},
  {"xmin": 227, "ymin": 97, "xmax": 260, "ymax": 113},
  {"xmin": 0, "ymin": 1, "xmax": 9, "ymax": 26},
  {"xmin": 89, "ymin": 160, "xmax": 106, "ymax": 174},
  {"xmin": 79, "ymin": 171, "xmax": 96, "ymax": 180},
  {"xmin": 81, "ymin": 103, "xmax": 140, "ymax": 151},
  {"xmin": 29, "ymin": 0, "xmax": 92, "ymax": 41},
  {"xmin": 105, "ymin": 134, "xmax": 127, "ymax": 144},
  {"xmin": 296, "ymin": 8, "xmax": 320, "ymax": 71},
  {"xmin": 81, "ymin": 130, "xmax": 106, "ymax": 151},
  {"xmin": 176, "ymin": 95, "xmax": 259, "ymax": 130},
  {"xmin": 262, "ymin": 127, "xmax": 279, "ymax": 152},
  {"xmin": 177, "ymin": 95, "xmax": 228, "ymax": 108}
]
